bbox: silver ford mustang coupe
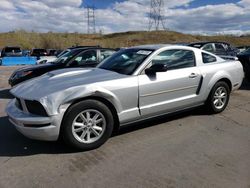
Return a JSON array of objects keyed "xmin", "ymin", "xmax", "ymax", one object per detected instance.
[{"xmin": 6, "ymin": 45, "xmax": 244, "ymax": 150}]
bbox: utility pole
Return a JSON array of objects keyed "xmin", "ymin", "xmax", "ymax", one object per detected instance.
[
  {"xmin": 87, "ymin": 6, "xmax": 96, "ymax": 34},
  {"xmin": 148, "ymin": 0, "xmax": 166, "ymax": 31}
]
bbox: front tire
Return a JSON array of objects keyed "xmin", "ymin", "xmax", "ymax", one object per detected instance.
[
  {"xmin": 61, "ymin": 100, "xmax": 114, "ymax": 150},
  {"xmin": 206, "ymin": 81, "xmax": 230, "ymax": 114}
]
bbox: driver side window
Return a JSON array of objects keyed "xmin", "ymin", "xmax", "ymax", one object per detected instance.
[
  {"xmin": 151, "ymin": 49, "xmax": 195, "ymax": 71},
  {"xmin": 73, "ymin": 50, "xmax": 97, "ymax": 65},
  {"xmin": 202, "ymin": 44, "xmax": 214, "ymax": 53}
]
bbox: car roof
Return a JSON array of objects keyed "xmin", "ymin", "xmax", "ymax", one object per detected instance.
[
  {"xmin": 32, "ymin": 48, "xmax": 46, "ymax": 51},
  {"xmin": 4, "ymin": 46, "xmax": 21, "ymax": 49},
  {"xmin": 127, "ymin": 44, "xmax": 197, "ymax": 51},
  {"xmin": 124, "ymin": 44, "xmax": 224, "ymax": 58},
  {"xmin": 131, "ymin": 44, "xmax": 172, "ymax": 50},
  {"xmin": 68, "ymin": 47, "xmax": 116, "ymax": 52},
  {"xmin": 68, "ymin": 45, "xmax": 101, "ymax": 49},
  {"xmin": 189, "ymin": 41, "xmax": 230, "ymax": 46}
]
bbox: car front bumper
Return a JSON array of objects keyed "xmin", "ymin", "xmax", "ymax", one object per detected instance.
[
  {"xmin": 8, "ymin": 76, "xmax": 22, "ymax": 87},
  {"xmin": 6, "ymin": 99, "xmax": 62, "ymax": 141},
  {"xmin": 8, "ymin": 78, "xmax": 15, "ymax": 87}
]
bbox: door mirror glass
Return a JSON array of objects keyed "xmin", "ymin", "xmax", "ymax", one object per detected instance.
[{"xmin": 145, "ymin": 63, "xmax": 168, "ymax": 74}]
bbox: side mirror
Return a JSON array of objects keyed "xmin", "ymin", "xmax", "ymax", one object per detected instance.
[{"xmin": 145, "ymin": 64, "xmax": 168, "ymax": 75}]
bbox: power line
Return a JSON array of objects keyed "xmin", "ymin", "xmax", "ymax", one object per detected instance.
[
  {"xmin": 87, "ymin": 6, "xmax": 96, "ymax": 34},
  {"xmin": 148, "ymin": 0, "xmax": 166, "ymax": 31}
]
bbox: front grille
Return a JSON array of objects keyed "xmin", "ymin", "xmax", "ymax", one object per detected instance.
[
  {"xmin": 25, "ymin": 100, "xmax": 48, "ymax": 116},
  {"xmin": 15, "ymin": 98, "xmax": 23, "ymax": 110}
]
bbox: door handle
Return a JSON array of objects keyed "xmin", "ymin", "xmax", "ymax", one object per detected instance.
[{"xmin": 189, "ymin": 73, "xmax": 198, "ymax": 78}]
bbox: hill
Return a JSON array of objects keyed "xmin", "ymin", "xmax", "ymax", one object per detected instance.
[{"xmin": 0, "ymin": 30, "xmax": 250, "ymax": 49}]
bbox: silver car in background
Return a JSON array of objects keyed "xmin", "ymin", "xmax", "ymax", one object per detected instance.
[{"xmin": 6, "ymin": 45, "xmax": 244, "ymax": 150}]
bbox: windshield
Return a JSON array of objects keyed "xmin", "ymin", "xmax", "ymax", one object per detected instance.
[
  {"xmin": 98, "ymin": 48, "xmax": 153, "ymax": 75},
  {"xmin": 56, "ymin": 50, "xmax": 68, "ymax": 57},
  {"xmin": 52, "ymin": 49, "xmax": 79, "ymax": 64}
]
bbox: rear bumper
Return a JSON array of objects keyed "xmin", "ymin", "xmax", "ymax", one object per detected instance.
[{"xmin": 6, "ymin": 99, "xmax": 62, "ymax": 141}]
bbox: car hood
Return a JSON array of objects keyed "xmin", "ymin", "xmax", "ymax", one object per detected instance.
[
  {"xmin": 13, "ymin": 63, "xmax": 57, "ymax": 73},
  {"xmin": 11, "ymin": 68, "xmax": 127, "ymax": 100}
]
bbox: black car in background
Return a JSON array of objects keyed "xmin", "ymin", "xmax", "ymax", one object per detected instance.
[
  {"xmin": 1, "ymin": 46, "xmax": 22, "ymax": 57},
  {"xmin": 236, "ymin": 46, "xmax": 250, "ymax": 54},
  {"xmin": 30, "ymin": 48, "xmax": 48, "ymax": 57},
  {"xmin": 237, "ymin": 48, "xmax": 250, "ymax": 80},
  {"xmin": 47, "ymin": 49, "xmax": 58, "ymax": 56},
  {"xmin": 188, "ymin": 42, "xmax": 238, "ymax": 59},
  {"xmin": 52, "ymin": 46, "xmax": 101, "ymax": 59},
  {"xmin": 9, "ymin": 47, "xmax": 117, "ymax": 86},
  {"xmin": 22, "ymin": 50, "xmax": 31, "ymax": 56}
]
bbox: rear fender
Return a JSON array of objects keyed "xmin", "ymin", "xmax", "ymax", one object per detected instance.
[{"xmin": 204, "ymin": 71, "xmax": 232, "ymax": 99}]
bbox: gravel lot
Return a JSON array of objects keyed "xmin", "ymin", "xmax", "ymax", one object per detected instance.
[{"xmin": 0, "ymin": 66, "xmax": 250, "ymax": 188}]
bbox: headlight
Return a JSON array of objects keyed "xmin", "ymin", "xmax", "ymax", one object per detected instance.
[
  {"xmin": 41, "ymin": 60, "xmax": 47, "ymax": 64},
  {"xmin": 14, "ymin": 71, "xmax": 33, "ymax": 79}
]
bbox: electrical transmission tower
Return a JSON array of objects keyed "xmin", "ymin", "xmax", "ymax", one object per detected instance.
[
  {"xmin": 148, "ymin": 0, "xmax": 166, "ymax": 31},
  {"xmin": 87, "ymin": 6, "xmax": 96, "ymax": 34}
]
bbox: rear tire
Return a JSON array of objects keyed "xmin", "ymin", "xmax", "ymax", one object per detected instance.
[
  {"xmin": 206, "ymin": 81, "xmax": 230, "ymax": 114},
  {"xmin": 61, "ymin": 100, "xmax": 114, "ymax": 150}
]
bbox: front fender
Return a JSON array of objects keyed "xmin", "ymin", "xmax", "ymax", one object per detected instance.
[{"xmin": 40, "ymin": 85, "xmax": 122, "ymax": 116}]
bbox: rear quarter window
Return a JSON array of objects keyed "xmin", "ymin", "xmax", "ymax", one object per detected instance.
[{"xmin": 202, "ymin": 52, "xmax": 217, "ymax": 64}]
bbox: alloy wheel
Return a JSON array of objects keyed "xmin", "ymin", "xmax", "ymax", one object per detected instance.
[
  {"xmin": 213, "ymin": 86, "xmax": 228, "ymax": 110},
  {"xmin": 72, "ymin": 109, "xmax": 106, "ymax": 143}
]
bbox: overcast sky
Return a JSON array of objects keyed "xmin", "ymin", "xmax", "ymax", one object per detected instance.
[{"xmin": 0, "ymin": 0, "xmax": 250, "ymax": 35}]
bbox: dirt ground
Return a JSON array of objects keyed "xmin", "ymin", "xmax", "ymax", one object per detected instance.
[{"xmin": 0, "ymin": 66, "xmax": 250, "ymax": 188}]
